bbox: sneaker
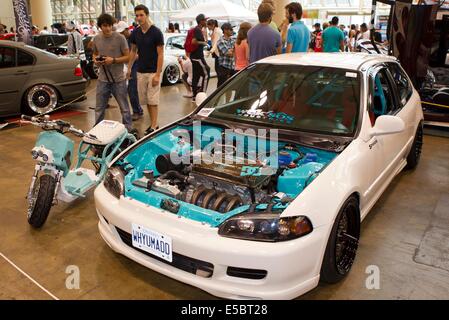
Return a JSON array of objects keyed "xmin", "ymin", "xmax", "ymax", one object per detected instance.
[
  {"xmin": 144, "ymin": 126, "xmax": 159, "ymax": 136},
  {"xmin": 132, "ymin": 113, "xmax": 143, "ymax": 121}
]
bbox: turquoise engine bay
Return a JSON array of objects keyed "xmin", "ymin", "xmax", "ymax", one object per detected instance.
[{"xmin": 117, "ymin": 124, "xmax": 337, "ymax": 227}]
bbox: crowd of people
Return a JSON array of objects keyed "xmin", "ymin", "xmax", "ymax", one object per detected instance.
[
  {"xmin": 175, "ymin": 1, "xmax": 383, "ymax": 102},
  {"xmin": 0, "ymin": 23, "xmax": 14, "ymax": 35},
  {"xmin": 1, "ymin": 1, "xmax": 383, "ymax": 137},
  {"xmin": 80, "ymin": 1, "xmax": 382, "ymax": 136}
]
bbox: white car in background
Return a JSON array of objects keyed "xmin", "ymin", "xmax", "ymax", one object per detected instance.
[
  {"xmin": 163, "ymin": 33, "xmax": 216, "ymax": 85},
  {"xmin": 79, "ymin": 24, "xmax": 92, "ymax": 35},
  {"xmin": 95, "ymin": 53, "xmax": 423, "ymax": 299}
]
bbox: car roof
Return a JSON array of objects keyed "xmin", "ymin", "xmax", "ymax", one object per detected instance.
[
  {"xmin": 0, "ymin": 40, "xmax": 60, "ymax": 61},
  {"xmin": 33, "ymin": 33, "xmax": 67, "ymax": 36},
  {"xmin": 257, "ymin": 52, "xmax": 397, "ymax": 71},
  {"xmin": 0, "ymin": 40, "xmax": 29, "ymax": 47},
  {"xmin": 164, "ymin": 33, "xmax": 186, "ymax": 38}
]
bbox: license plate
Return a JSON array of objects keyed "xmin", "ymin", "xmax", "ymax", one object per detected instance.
[{"xmin": 131, "ymin": 223, "xmax": 173, "ymax": 262}]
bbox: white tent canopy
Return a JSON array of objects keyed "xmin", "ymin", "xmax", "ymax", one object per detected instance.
[{"xmin": 170, "ymin": 0, "xmax": 258, "ymax": 23}]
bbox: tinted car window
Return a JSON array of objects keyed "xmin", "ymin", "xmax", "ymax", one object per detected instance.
[
  {"xmin": 388, "ymin": 63, "xmax": 413, "ymax": 106},
  {"xmin": 53, "ymin": 35, "xmax": 68, "ymax": 46},
  {"xmin": 167, "ymin": 36, "xmax": 185, "ymax": 50},
  {"xmin": 0, "ymin": 47, "xmax": 16, "ymax": 68},
  {"xmin": 368, "ymin": 68, "xmax": 395, "ymax": 125},
  {"xmin": 33, "ymin": 37, "xmax": 45, "ymax": 49},
  {"xmin": 33, "ymin": 36, "xmax": 49, "ymax": 49},
  {"xmin": 18, "ymin": 49, "xmax": 34, "ymax": 66},
  {"xmin": 203, "ymin": 64, "xmax": 361, "ymax": 136}
]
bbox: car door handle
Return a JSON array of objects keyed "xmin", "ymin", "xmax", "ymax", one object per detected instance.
[
  {"xmin": 369, "ymin": 138, "xmax": 378, "ymax": 149},
  {"xmin": 14, "ymin": 70, "xmax": 28, "ymax": 75}
]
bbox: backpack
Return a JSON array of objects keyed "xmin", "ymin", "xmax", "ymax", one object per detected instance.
[
  {"xmin": 184, "ymin": 27, "xmax": 199, "ymax": 54},
  {"xmin": 309, "ymin": 32, "xmax": 317, "ymax": 50}
]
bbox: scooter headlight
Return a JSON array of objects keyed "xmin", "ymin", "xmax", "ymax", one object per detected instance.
[
  {"xmin": 31, "ymin": 150, "xmax": 39, "ymax": 159},
  {"xmin": 104, "ymin": 167, "xmax": 125, "ymax": 199},
  {"xmin": 42, "ymin": 154, "xmax": 49, "ymax": 162},
  {"xmin": 218, "ymin": 213, "xmax": 313, "ymax": 242}
]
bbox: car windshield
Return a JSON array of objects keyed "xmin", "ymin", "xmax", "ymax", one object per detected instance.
[{"xmin": 201, "ymin": 64, "xmax": 361, "ymax": 136}]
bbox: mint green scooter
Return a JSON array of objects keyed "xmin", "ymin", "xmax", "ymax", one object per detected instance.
[{"xmin": 21, "ymin": 115, "xmax": 137, "ymax": 228}]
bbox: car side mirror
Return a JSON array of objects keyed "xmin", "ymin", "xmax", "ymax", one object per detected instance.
[
  {"xmin": 368, "ymin": 115, "xmax": 405, "ymax": 140},
  {"xmin": 195, "ymin": 92, "xmax": 208, "ymax": 107}
]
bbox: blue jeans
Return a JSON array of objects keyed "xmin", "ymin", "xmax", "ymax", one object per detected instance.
[
  {"xmin": 95, "ymin": 80, "xmax": 132, "ymax": 131},
  {"xmin": 128, "ymin": 64, "xmax": 143, "ymax": 115}
]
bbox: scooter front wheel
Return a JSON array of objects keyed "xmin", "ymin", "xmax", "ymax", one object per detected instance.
[{"xmin": 27, "ymin": 174, "xmax": 56, "ymax": 228}]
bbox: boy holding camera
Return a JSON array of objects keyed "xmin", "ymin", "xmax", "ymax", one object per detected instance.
[{"xmin": 92, "ymin": 14, "xmax": 132, "ymax": 131}]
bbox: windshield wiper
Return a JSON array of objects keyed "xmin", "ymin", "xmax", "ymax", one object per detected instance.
[{"xmin": 312, "ymin": 139, "xmax": 348, "ymax": 152}]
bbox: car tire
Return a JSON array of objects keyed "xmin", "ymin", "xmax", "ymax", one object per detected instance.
[
  {"xmin": 320, "ymin": 196, "xmax": 360, "ymax": 284},
  {"xmin": 163, "ymin": 64, "xmax": 180, "ymax": 85},
  {"xmin": 23, "ymin": 84, "xmax": 59, "ymax": 115},
  {"xmin": 27, "ymin": 174, "xmax": 56, "ymax": 229},
  {"xmin": 405, "ymin": 124, "xmax": 423, "ymax": 170}
]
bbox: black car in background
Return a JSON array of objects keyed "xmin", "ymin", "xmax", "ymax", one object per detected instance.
[
  {"xmin": 32, "ymin": 34, "xmax": 98, "ymax": 79},
  {"xmin": 32, "ymin": 34, "xmax": 68, "ymax": 55}
]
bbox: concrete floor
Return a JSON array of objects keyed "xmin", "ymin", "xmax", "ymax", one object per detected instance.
[{"xmin": 0, "ymin": 79, "xmax": 449, "ymax": 300}]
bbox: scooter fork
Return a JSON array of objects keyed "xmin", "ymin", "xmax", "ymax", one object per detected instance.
[
  {"xmin": 52, "ymin": 172, "xmax": 62, "ymax": 206},
  {"xmin": 26, "ymin": 164, "xmax": 41, "ymax": 206}
]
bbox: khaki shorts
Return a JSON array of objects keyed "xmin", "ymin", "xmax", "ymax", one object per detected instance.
[{"xmin": 137, "ymin": 72, "xmax": 161, "ymax": 106}]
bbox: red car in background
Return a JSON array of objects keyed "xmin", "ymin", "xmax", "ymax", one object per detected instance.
[{"xmin": 0, "ymin": 33, "xmax": 16, "ymax": 41}]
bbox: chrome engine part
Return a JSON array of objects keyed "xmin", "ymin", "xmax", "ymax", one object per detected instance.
[
  {"xmin": 146, "ymin": 149, "xmax": 277, "ymax": 213},
  {"xmin": 183, "ymin": 184, "xmax": 243, "ymax": 213},
  {"xmin": 186, "ymin": 171, "xmax": 268, "ymax": 205},
  {"xmin": 152, "ymin": 179, "xmax": 183, "ymax": 199}
]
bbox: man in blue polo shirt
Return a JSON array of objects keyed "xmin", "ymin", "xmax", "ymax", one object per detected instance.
[{"xmin": 285, "ymin": 2, "xmax": 310, "ymax": 53}]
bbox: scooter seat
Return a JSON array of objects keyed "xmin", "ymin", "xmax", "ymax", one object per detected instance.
[{"xmin": 83, "ymin": 120, "xmax": 126, "ymax": 145}]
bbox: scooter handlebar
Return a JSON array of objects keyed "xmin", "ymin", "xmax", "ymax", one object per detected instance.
[
  {"xmin": 21, "ymin": 115, "xmax": 99, "ymax": 142},
  {"xmin": 21, "ymin": 115, "xmax": 35, "ymax": 121},
  {"xmin": 68, "ymin": 126, "xmax": 84, "ymax": 136}
]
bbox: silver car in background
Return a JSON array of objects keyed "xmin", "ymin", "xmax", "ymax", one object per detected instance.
[{"xmin": 0, "ymin": 40, "xmax": 87, "ymax": 116}]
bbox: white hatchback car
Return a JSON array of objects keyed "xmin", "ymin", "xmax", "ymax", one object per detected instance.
[{"xmin": 95, "ymin": 53, "xmax": 423, "ymax": 299}]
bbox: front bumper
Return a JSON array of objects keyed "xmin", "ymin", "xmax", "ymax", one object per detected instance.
[{"xmin": 95, "ymin": 183, "xmax": 327, "ymax": 300}]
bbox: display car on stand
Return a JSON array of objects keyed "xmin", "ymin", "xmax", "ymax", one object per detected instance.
[{"xmin": 94, "ymin": 53, "xmax": 424, "ymax": 299}]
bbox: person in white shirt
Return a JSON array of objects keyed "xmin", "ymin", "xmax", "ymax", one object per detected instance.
[
  {"xmin": 66, "ymin": 21, "xmax": 85, "ymax": 59},
  {"xmin": 89, "ymin": 20, "xmax": 98, "ymax": 35},
  {"xmin": 39, "ymin": 26, "xmax": 49, "ymax": 35},
  {"xmin": 178, "ymin": 55, "xmax": 193, "ymax": 98},
  {"xmin": 206, "ymin": 19, "xmax": 222, "ymax": 72},
  {"xmin": 357, "ymin": 23, "xmax": 370, "ymax": 41}
]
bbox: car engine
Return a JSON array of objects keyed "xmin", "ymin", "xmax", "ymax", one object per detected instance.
[
  {"xmin": 124, "ymin": 125, "xmax": 335, "ymax": 219},
  {"xmin": 132, "ymin": 149, "xmax": 277, "ymax": 213}
]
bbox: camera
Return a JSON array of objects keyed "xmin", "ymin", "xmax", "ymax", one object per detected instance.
[{"xmin": 96, "ymin": 55, "xmax": 106, "ymax": 62}]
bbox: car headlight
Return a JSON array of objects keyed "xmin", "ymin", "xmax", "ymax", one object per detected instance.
[
  {"xmin": 104, "ymin": 167, "xmax": 125, "ymax": 199},
  {"xmin": 218, "ymin": 213, "xmax": 313, "ymax": 242}
]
